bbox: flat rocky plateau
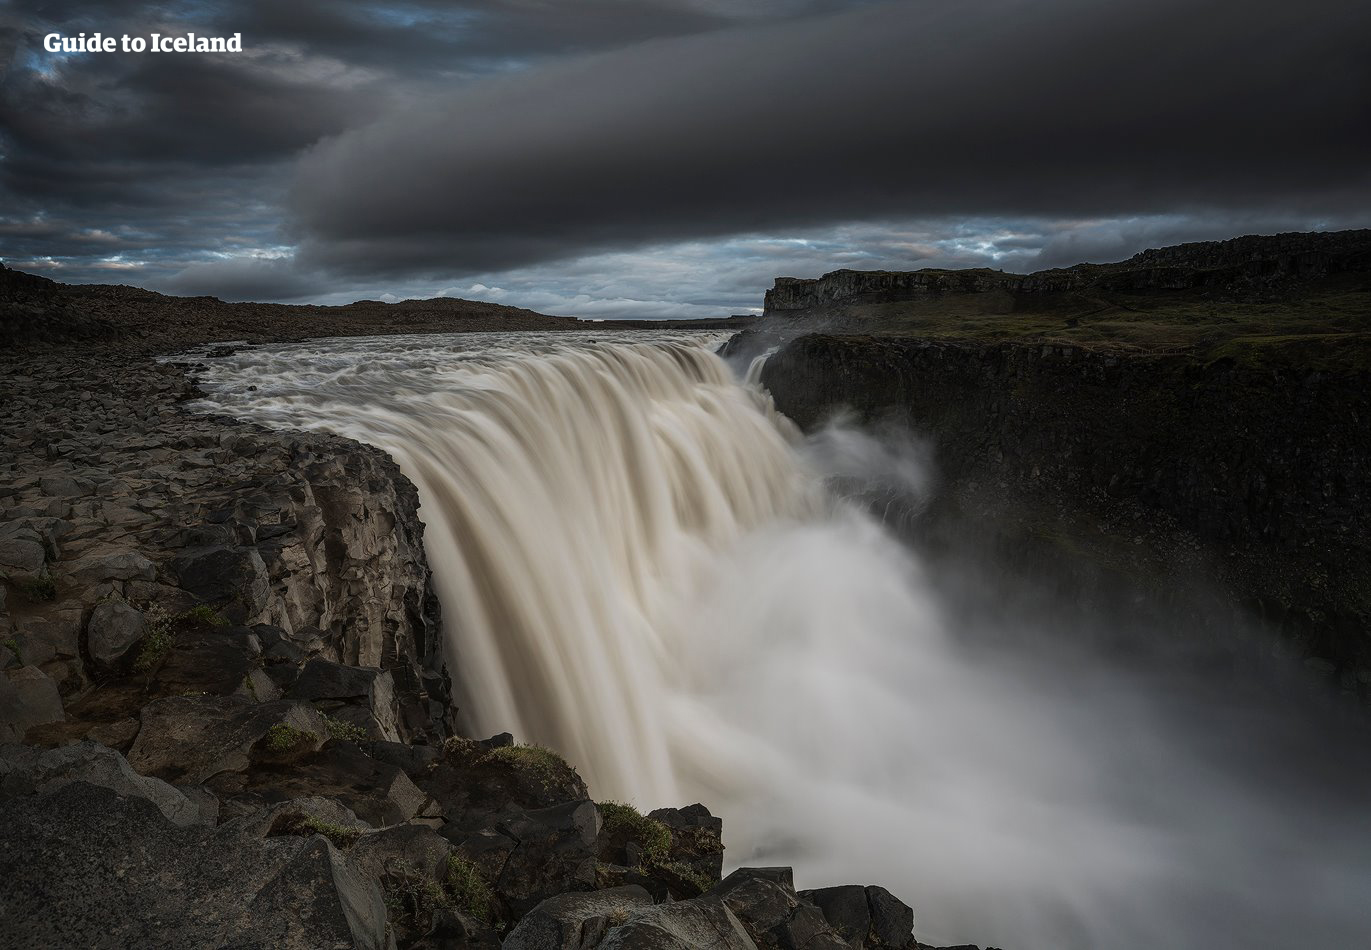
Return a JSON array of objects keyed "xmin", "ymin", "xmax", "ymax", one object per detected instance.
[{"xmin": 0, "ymin": 275, "xmax": 957, "ymax": 949}]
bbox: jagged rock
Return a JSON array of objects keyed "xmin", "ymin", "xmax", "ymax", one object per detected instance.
[
  {"xmin": 239, "ymin": 666, "xmax": 283, "ymax": 702},
  {"xmin": 447, "ymin": 826, "xmax": 519, "ymax": 895},
  {"xmin": 19, "ymin": 609, "xmax": 83, "ymax": 663},
  {"xmin": 351, "ymin": 822, "xmax": 454, "ymax": 883},
  {"xmin": 86, "ymin": 716, "xmax": 141, "ymax": 750},
  {"xmin": 128, "ymin": 695, "xmax": 328, "ymax": 784},
  {"xmin": 0, "ymin": 535, "xmax": 46, "ymax": 578},
  {"xmin": 494, "ymin": 800, "xmax": 602, "ymax": 916},
  {"xmin": 0, "ymin": 740, "xmax": 200, "ymax": 826},
  {"xmin": 413, "ymin": 907, "xmax": 501, "ymax": 949},
  {"xmin": 177, "ymin": 782, "xmax": 222, "ymax": 825},
  {"xmin": 598, "ymin": 895, "xmax": 759, "ymax": 950},
  {"xmin": 232, "ymin": 795, "xmax": 375, "ymax": 842},
  {"xmin": 63, "ymin": 547, "xmax": 156, "ymax": 584},
  {"xmin": 149, "ymin": 623, "xmax": 257, "ymax": 697},
  {"xmin": 503, "ymin": 885, "xmax": 655, "ymax": 950},
  {"xmin": 649, "ymin": 802, "xmax": 726, "ymax": 882},
  {"xmin": 38, "ymin": 474, "xmax": 89, "ymax": 497},
  {"xmin": 715, "ymin": 868, "xmax": 852, "ymax": 950},
  {"xmin": 286, "ymin": 658, "xmax": 401, "ymax": 742},
  {"xmin": 0, "ymin": 517, "xmax": 71, "ymax": 560},
  {"xmin": 419, "ymin": 739, "xmax": 590, "ymax": 835},
  {"xmin": 862, "ymin": 886, "xmax": 916, "ymax": 948},
  {"xmin": 367, "ymin": 738, "xmax": 443, "ymax": 775},
  {"xmin": 86, "ymin": 599, "xmax": 147, "ymax": 667},
  {"xmin": 173, "ymin": 544, "xmax": 270, "ymax": 623},
  {"xmin": 0, "ymin": 665, "xmax": 64, "ymax": 740},
  {"xmin": 0, "ymin": 777, "xmax": 397, "ymax": 948},
  {"xmin": 251, "ymin": 833, "xmax": 393, "ymax": 950},
  {"xmin": 215, "ymin": 738, "xmax": 432, "ymax": 827},
  {"xmin": 804, "ymin": 885, "xmax": 917, "ymax": 949},
  {"xmin": 5, "ymin": 780, "xmax": 394, "ymax": 949}
]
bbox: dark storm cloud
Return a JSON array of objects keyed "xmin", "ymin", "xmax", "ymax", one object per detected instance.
[
  {"xmin": 290, "ymin": 0, "xmax": 1371, "ymax": 278},
  {"xmin": 4, "ymin": 0, "xmax": 1369, "ymax": 311},
  {"xmin": 0, "ymin": 0, "xmax": 875, "ymax": 285}
]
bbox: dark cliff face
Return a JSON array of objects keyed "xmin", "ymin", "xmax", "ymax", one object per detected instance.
[
  {"xmin": 764, "ymin": 229, "xmax": 1371, "ymax": 315},
  {"xmin": 760, "ymin": 333, "xmax": 1371, "ymax": 681}
]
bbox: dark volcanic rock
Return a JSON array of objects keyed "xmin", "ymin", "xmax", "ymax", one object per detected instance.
[
  {"xmin": 598, "ymin": 895, "xmax": 758, "ymax": 950},
  {"xmin": 802, "ymin": 884, "xmax": 917, "ymax": 949},
  {"xmin": 493, "ymin": 800, "xmax": 603, "ymax": 916},
  {"xmin": 0, "ymin": 740, "xmax": 201, "ymax": 827},
  {"xmin": 129, "ymin": 695, "xmax": 329, "ymax": 785},
  {"xmin": 286, "ymin": 657, "xmax": 402, "ymax": 742},
  {"xmin": 0, "ymin": 781, "xmax": 390, "ymax": 950},
  {"xmin": 714, "ymin": 868, "xmax": 852, "ymax": 950},
  {"xmin": 85, "ymin": 598, "xmax": 147, "ymax": 667},
  {"xmin": 173, "ymin": 544, "xmax": 271, "ymax": 623},
  {"xmin": 503, "ymin": 885, "xmax": 655, "ymax": 950}
]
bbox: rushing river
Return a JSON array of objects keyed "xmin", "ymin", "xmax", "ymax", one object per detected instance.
[{"xmin": 191, "ymin": 330, "xmax": 1371, "ymax": 950}]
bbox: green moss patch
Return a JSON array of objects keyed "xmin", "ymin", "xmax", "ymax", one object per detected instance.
[
  {"xmin": 599, "ymin": 801, "xmax": 672, "ymax": 865},
  {"xmin": 262, "ymin": 723, "xmax": 317, "ymax": 753},
  {"xmin": 446, "ymin": 855, "xmax": 494, "ymax": 922},
  {"xmin": 271, "ymin": 812, "xmax": 361, "ymax": 850}
]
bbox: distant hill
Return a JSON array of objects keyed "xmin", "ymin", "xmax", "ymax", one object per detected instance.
[
  {"xmin": 0, "ymin": 265, "xmax": 584, "ymax": 349},
  {"xmin": 760, "ymin": 229, "xmax": 1371, "ymax": 363}
]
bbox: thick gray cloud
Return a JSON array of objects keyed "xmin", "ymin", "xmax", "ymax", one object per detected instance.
[
  {"xmin": 2, "ymin": 0, "xmax": 1368, "ymax": 315},
  {"xmin": 291, "ymin": 0, "xmax": 1371, "ymax": 277}
]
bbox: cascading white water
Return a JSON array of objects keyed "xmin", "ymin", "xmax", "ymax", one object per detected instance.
[{"xmin": 193, "ymin": 331, "xmax": 1371, "ymax": 950}]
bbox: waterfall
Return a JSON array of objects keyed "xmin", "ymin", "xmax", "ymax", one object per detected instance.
[{"xmin": 193, "ymin": 330, "xmax": 1371, "ymax": 950}]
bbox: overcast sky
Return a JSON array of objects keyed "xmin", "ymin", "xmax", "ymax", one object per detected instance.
[{"xmin": 3, "ymin": 0, "xmax": 1369, "ymax": 317}]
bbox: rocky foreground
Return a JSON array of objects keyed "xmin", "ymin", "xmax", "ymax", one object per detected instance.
[{"xmin": 0, "ymin": 312, "xmax": 977, "ymax": 946}]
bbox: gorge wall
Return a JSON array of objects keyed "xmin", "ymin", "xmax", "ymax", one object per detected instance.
[
  {"xmin": 757, "ymin": 333, "xmax": 1371, "ymax": 688},
  {"xmin": 764, "ymin": 229, "xmax": 1371, "ymax": 314}
]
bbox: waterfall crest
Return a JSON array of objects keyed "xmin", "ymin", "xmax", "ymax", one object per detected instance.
[{"xmin": 193, "ymin": 330, "xmax": 1371, "ymax": 950}]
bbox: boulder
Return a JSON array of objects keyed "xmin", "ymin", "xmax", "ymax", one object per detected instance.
[
  {"xmin": 0, "ymin": 536, "xmax": 46, "ymax": 579},
  {"xmin": 599, "ymin": 895, "xmax": 759, "ymax": 950},
  {"xmin": 64, "ymin": 547, "xmax": 156, "ymax": 585},
  {"xmin": 231, "ymin": 795, "xmax": 372, "ymax": 838},
  {"xmin": 0, "ymin": 665, "xmax": 64, "ymax": 741},
  {"xmin": 0, "ymin": 740, "xmax": 200, "ymax": 827},
  {"xmin": 716, "ymin": 869, "xmax": 851, "ymax": 950},
  {"xmin": 172, "ymin": 544, "xmax": 269, "ymax": 623},
  {"xmin": 495, "ymin": 800, "xmax": 603, "ymax": 916},
  {"xmin": 216, "ymin": 739, "xmax": 432, "ymax": 828},
  {"xmin": 19, "ymin": 609, "xmax": 83, "ymax": 660},
  {"xmin": 350, "ymin": 823, "xmax": 454, "ymax": 883},
  {"xmin": 38, "ymin": 474, "xmax": 89, "ymax": 497},
  {"xmin": 504, "ymin": 885, "xmax": 654, "ymax": 950},
  {"xmin": 128, "ymin": 695, "xmax": 328, "ymax": 785},
  {"xmin": 86, "ymin": 599, "xmax": 147, "ymax": 667},
  {"xmin": 865, "ymin": 886, "xmax": 916, "ymax": 949},
  {"xmin": 649, "ymin": 802, "xmax": 726, "ymax": 884},
  {"xmin": 0, "ymin": 781, "xmax": 392, "ymax": 949},
  {"xmin": 286, "ymin": 658, "xmax": 401, "ymax": 742},
  {"xmin": 149, "ymin": 625, "xmax": 257, "ymax": 697},
  {"xmin": 87, "ymin": 716, "xmax": 141, "ymax": 750},
  {"xmin": 420, "ymin": 738, "xmax": 590, "ymax": 834},
  {"xmin": 802, "ymin": 885, "xmax": 917, "ymax": 950}
]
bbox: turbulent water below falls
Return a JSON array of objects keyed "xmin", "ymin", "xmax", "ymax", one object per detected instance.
[{"xmin": 193, "ymin": 331, "xmax": 1371, "ymax": 950}]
